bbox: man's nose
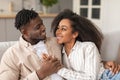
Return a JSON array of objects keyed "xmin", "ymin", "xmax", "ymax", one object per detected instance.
[{"xmin": 41, "ymin": 25, "xmax": 46, "ymax": 30}]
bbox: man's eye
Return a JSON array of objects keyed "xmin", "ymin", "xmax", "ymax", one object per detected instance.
[
  {"xmin": 35, "ymin": 25, "xmax": 40, "ymax": 30},
  {"xmin": 35, "ymin": 24, "xmax": 44, "ymax": 30}
]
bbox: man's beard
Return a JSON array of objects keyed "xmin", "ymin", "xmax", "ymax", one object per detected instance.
[{"xmin": 32, "ymin": 37, "xmax": 46, "ymax": 45}]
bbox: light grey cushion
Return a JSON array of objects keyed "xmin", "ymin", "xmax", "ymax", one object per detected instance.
[
  {"xmin": 101, "ymin": 31, "xmax": 120, "ymax": 63},
  {"xmin": 0, "ymin": 41, "xmax": 17, "ymax": 60}
]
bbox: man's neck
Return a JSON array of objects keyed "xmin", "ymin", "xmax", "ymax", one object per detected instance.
[{"xmin": 22, "ymin": 36, "xmax": 39, "ymax": 45}]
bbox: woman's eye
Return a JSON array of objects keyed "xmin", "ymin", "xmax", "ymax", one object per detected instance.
[
  {"xmin": 62, "ymin": 28, "xmax": 66, "ymax": 31},
  {"xmin": 57, "ymin": 26, "xmax": 67, "ymax": 31},
  {"xmin": 57, "ymin": 27, "xmax": 59, "ymax": 30}
]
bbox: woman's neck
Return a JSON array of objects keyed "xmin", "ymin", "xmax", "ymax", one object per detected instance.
[{"xmin": 64, "ymin": 40, "xmax": 76, "ymax": 56}]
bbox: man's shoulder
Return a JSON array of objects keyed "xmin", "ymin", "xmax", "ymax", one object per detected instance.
[
  {"xmin": 3, "ymin": 41, "xmax": 19, "ymax": 54},
  {"xmin": 46, "ymin": 37, "xmax": 57, "ymax": 44},
  {"xmin": 1, "ymin": 41, "xmax": 19, "ymax": 61},
  {"xmin": 46, "ymin": 37, "xmax": 56, "ymax": 41},
  {"xmin": 46, "ymin": 37, "xmax": 61, "ymax": 47}
]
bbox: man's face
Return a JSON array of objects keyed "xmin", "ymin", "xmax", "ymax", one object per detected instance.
[{"xmin": 22, "ymin": 16, "xmax": 46, "ymax": 45}]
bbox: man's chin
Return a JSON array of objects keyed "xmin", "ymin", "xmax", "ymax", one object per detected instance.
[{"xmin": 40, "ymin": 36, "xmax": 46, "ymax": 41}]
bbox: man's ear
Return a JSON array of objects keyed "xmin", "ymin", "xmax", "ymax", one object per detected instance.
[
  {"xmin": 20, "ymin": 28, "xmax": 25, "ymax": 34},
  {"xmin": 73, "ymin": 32, "xmax": 79, "ymax": 38},
  {"xmin": 20, "ymin": 28, "xmax": 29, "ymax": 39},
  {"xmin": 20, "ymin": 27, "xmax": 27, "ymax": 36}
]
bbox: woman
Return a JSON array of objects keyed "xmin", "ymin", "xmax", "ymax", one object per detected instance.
[{"xmin": 50, "ymin": 9, "xmax": 120, "ymax": 80}]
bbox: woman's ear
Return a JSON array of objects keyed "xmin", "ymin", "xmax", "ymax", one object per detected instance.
[{"xmin": 73, "ymin": 32, "xmax": 79, "ymax": 38}]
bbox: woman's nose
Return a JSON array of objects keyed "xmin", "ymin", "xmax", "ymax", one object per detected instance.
[{"xmin": 56, "ymin": 29, "xmax": 61, "ymax": 34}]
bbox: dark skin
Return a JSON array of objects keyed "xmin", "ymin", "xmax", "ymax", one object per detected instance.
[
  {"xmin": 103, "ymin": 61, "xmax": 120, "ymax": 74},
  {"xmin": 21, "ymin": 16, "xmax": 46, "ymax": 45},
  {"xmin": 38, "ymin": 55, "xmax": 63, "ymax": 79},
  {"xmin": 20, "ymin": 16, "xmax": 63, "ymax": 79}
]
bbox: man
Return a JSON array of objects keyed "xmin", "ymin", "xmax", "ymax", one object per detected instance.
[{"xmin": 0, "ymin": 9, "xmax": 62, "ymax": 80}]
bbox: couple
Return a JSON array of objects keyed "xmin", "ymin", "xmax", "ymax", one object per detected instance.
[{"xmin": 0, "ymin": 9, "xmax": 120, "ymax": 80}]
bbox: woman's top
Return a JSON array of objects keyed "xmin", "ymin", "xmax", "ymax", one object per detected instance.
[{"xmin": 57, "ymin": 41, "xmax": 105, "ymax": 80}]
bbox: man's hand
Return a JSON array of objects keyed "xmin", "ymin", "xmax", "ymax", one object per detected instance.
[
  {"xmin": 103, "ymin": 61, "xmax": 120, "ymax": 74},
  {"xmin": 36, "ymin": 54, "xmax": 63, "ymax": 79}
]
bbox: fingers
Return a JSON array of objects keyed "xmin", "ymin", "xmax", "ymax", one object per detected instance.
[
  {"xmin": 42, "ymin": 54, "xmax": 58, "ymax": 62},
  {"xmin": 108, "ymin": 62, "xmax": 120, "ymax": 75},
  {"xmin": 50, "ymin": 56, "xmax": 58, "ymax": 62},
  {"xmin": 118, "ymin": 65, "xmax": 120, "ymax": 73},
  {"xmin": 113, "ymin": 64, "xmax": 120, "ymax": 74},
  {"xmin": 111, "ymin": 63, "xmax": 118, "ymax": 75},
  {"xmin": 41, "ymin": 54, "xmax": 62, "ymax": 72},
  {"xmin": 114, "ymin": 64, "xmax": 118, "ymax": 74},
  {"xmin": 51, "ymin": 60, "xmax": 63, "ymax": 72},
  {"xmin": 42, "ymin": 54, "xmax": 48, "ymax": 60},
  {"xmin": 42, "ymin": 54, "xmax": 52, "ymax": 61}
]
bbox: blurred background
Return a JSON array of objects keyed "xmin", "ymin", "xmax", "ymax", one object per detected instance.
[
  {"xmin": 0, "ymin": 0, "xmax": 120, "ymax": 40},
  {"xmin": 0, "ymin": 0, "xmax": 72, "ymax": 41},
  {"xmin": 0, "ymin": 0, "xmax": 72, "ymax": 13}
]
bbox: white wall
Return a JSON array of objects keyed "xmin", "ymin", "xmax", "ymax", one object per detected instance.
[
  {"xmin": 0, "ymin": 0, "xmax": 40, "ymax": 12},
  {"xmin": 99, "ymin": 0, "xmax": 120, "ymax": 62},
  {"xmin": 101, "ymin": 31, "xmax": 120, "ymax": 63},
  {"xmin": 0, "ymin": 0, "xmax": 73, "ymax": 13},
  {"xmin": 101, "ymin": 0, "xmax": 120, "ymax": 33}
]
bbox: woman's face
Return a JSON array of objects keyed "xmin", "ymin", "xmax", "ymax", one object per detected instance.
[{"xmin": 55, "ymin": 19, "xmax": 78, "ymax": 44}]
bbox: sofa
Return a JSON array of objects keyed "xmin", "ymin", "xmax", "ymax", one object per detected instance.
[
  {"xmin": 101, "ymin": 31, "xmax": 120, "ymax": 63},
  {"xmin": 0, "ymin": 31, "xmax": 120, "ymax": 62},
  {"xmin": 0, "ymin": 41, "xmax": 17, "ymax": 60}
]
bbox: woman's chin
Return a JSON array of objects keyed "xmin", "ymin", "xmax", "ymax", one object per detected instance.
[{"xmin": 57, "ymin": 41, "xmax": 62, "ymax": 44}]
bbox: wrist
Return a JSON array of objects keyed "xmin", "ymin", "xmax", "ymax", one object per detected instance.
[{"xmin": 36, "ymin": 70, "xmax": 45, "ymax": 80}]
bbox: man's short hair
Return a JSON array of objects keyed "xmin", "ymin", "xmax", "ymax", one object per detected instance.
[{"xmin": 15, "ymin": 9, "xmax": 38, "ymax": 30}]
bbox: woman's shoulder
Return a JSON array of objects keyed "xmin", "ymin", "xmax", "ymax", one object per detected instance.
[
  {"xmin": 77, "ymin": 41, "xmax": 96, "ymax": 48},
  {"xmin": 77, "ymin": 41, "xmax": 100, "ymax": 55}
]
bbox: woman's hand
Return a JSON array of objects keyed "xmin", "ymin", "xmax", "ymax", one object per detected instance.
[{"xmin": 103, "ymin": 61, "xmax": 120, "ymax": 74}]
